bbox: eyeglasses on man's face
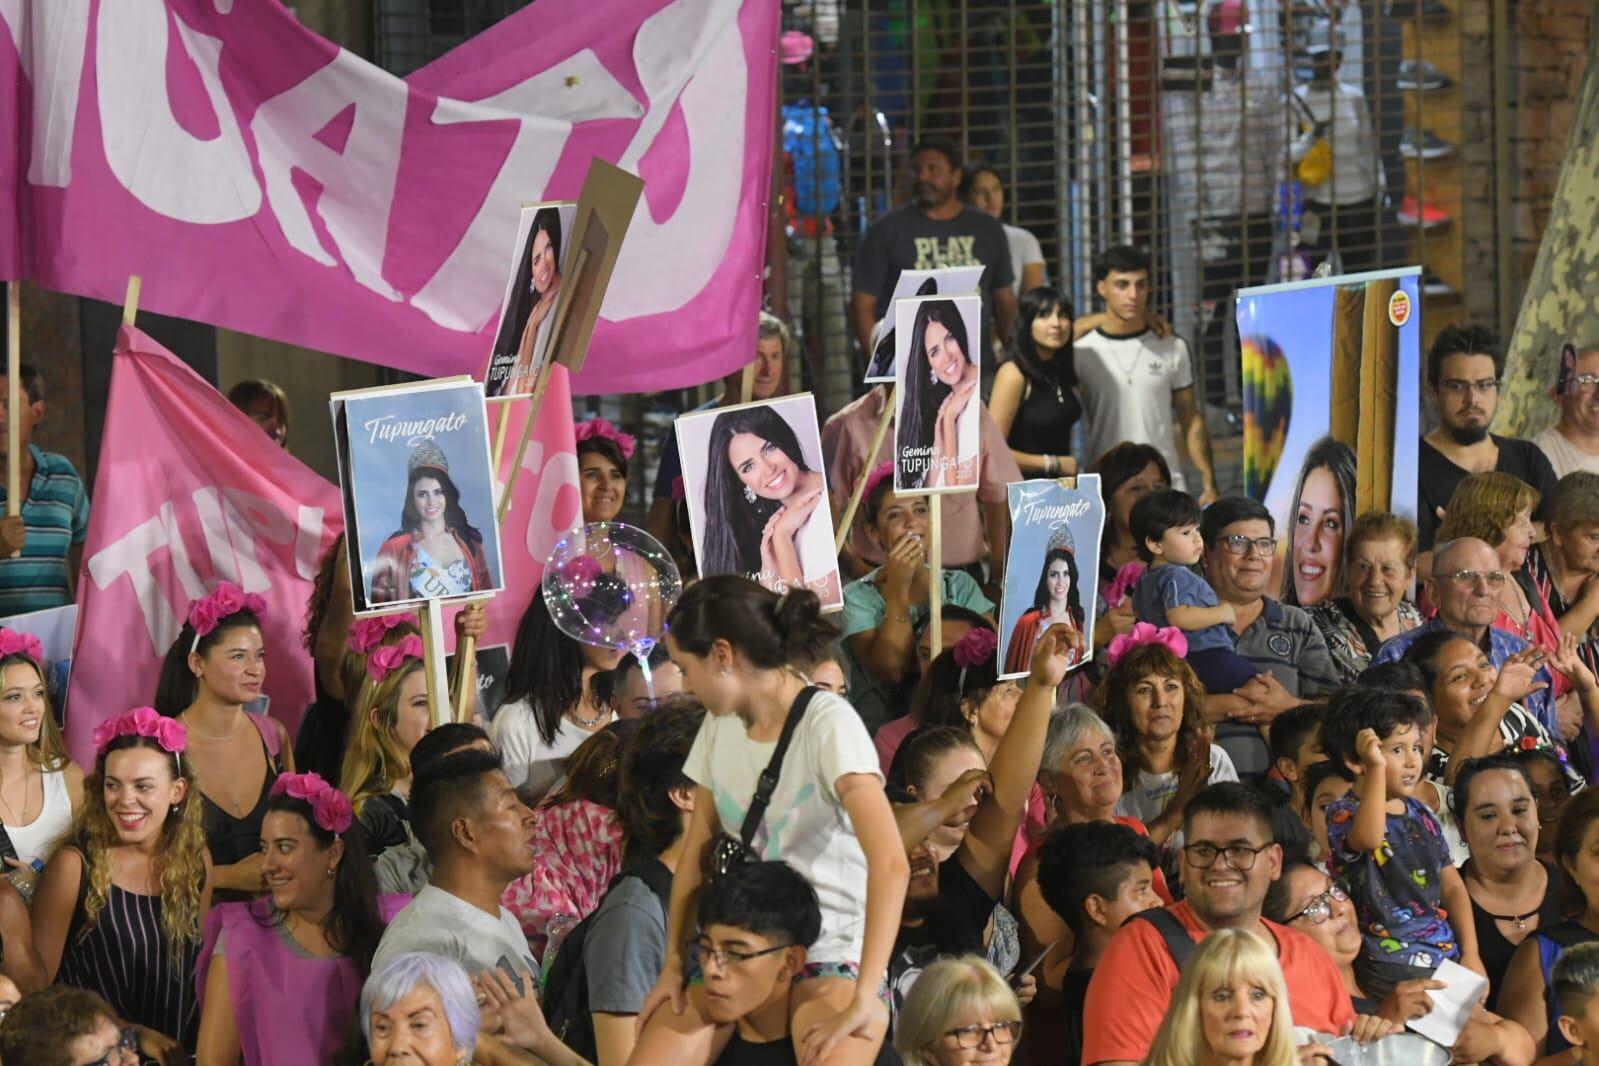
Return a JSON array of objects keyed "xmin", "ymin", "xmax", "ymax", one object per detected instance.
[
  {"xmin": 1438, "ymin": 377, "xmax": 1500, "ymax": 396},
  {"xmin": 943, "ymin": 1021, "xmax": 1023, "ymax": 1049},
  {"xmin": 1566, "ymin": 373, "xmax": 1599, "ymax": 394},
  {"xmin": 1287, "ymin": 883, "xmax": 1349, "ymax": 925},
  {"xmin": 1218, "ymin": 535, "xmax": 1278, "ymax": 557},
  {"xmin": 1182, "ymin": 842, "xmax": 1272, "ymax": 871},
  {"xmin": 692, "ymin": 937, "xmax": 793, "ymax": 969},
  {"xmin": 1440, "ymin": 568, "xmax": 1506, "ymax": 590}
]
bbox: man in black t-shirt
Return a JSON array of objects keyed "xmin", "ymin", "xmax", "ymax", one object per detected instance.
[
  {"xmin": 850, "ymin": 137, "xmax": 1018, "ymax": 365},
  {"xmin": 1418, "ymin": 324, "xmax": 1558, "ymax": 551}
]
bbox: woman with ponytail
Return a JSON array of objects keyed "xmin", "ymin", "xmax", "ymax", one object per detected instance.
[
  {"xmin": 634, "ymin": 576, "xmax": 910, "ymax": 1064},
  {"xmin": 155, "ymin": 582, "xmax": 294, "ymax": 902},
  {"xmin": 28, "ymin": 709, "xmax": 210, "ymax": 1059}
]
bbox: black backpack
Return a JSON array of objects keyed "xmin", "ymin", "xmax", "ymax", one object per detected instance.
[
  {"xmin": 1129, "ymin": 908, "xmax": 1196, "ymax": 970},
  {"xmin": 543, "ymin": 858, "xmax": 675, "ymax": 1060}
]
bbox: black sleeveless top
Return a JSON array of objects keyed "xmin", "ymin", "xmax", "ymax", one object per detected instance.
[
  {"xmin": 1005, "ymin": 365, "xmax": 1081, "ymax": 457},
  {"xmin": 198, "ymin": 718, "xmax": 280, "ymax": 903}
]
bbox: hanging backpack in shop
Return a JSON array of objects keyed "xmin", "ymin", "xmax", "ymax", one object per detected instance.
[
  {"xmin": 1290, "ymin": 94, "xmax": 1332, "ymax": 188},
  {"xmin": 783, "ymin": 101, "xmax": 843, "ymax": 219}
]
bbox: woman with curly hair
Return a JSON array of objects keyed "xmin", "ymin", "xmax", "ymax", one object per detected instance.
[
  {"xmin": 370, "ymin": 439, "xmax": 491, "ymax": 605},
  {"xmin": 897, "ymin": 299, "xmax": 979, "ymax": 491},
  {"xmin": 27, "ymin": 709, "xmax": 210, "ymax": 1059},
  {"xmin": 1093, "ymin": 627, "xmax": 1236, "ymax": 845}
]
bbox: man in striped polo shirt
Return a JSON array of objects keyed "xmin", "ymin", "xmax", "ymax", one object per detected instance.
[{"xmin": 0, "ymin": 365, "xmax": 89, "ymax": 618}]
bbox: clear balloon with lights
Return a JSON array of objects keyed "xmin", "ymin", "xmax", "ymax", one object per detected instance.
[{"xmin": 542, "ymin": 522, "xmax": 682, "ymax": 700}]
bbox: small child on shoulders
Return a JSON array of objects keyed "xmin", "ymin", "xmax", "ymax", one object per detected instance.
[
  {"xmin": 1320, "ymin": 686, "xmax": 1483, "ymax": 998},
  {"xmin": 1128, "ymin": 490, "xmax": 1259, "ymax": 695},
  {"xmin": 1548, "ymin": 942, "xmax": 1599, "ymax": 1066}
]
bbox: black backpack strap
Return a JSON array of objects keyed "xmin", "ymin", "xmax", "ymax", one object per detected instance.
[
  {"xmin": 738, "ymin": 686, "xmax": 820, "ymax": 851},
  {"xmin": 1130, "ymin": 908, "xmax": 1196, "ymax": 972}
]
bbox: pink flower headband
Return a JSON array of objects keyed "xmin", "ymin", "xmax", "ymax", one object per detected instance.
[
  {"xmin": 348, "ymin": 613, "xmax": 419, "ymax": 655},
  {"xmin": 953, "ymin": 628, "xmax": 998, "ymax": 690},
  {"xmin": 555, "ymin": 554, "xmax": 603, "ymax": 598},
  {"xmin": 367, "ymin": 635, "xmax": 424, "ymax": 682},
  {"xmin": 574, "ymin": 418, "xmax": 636, "ymax": 461},
  {"xmin": 271, "ymin": 772, "xmax": 354, "ymax": 836},
  {"xmin": 91, "ymin": 707, "xmax": 187, "ymax": 768},
  {"xmin": 0, "ymin": 628, "xmax": 42, "ymax": 663},
  {"xmin": 1104, "ymin": 562, "xmax": 1146, "ymax": 608},
  {"xmin": 861, "ymin": 461, "xmax": 895, "ymax": 520},
  {"xmin": 188, "ymin": 581, "xmax": 266, "ymax": 654},
  {"xmin": 1105, "ymin": 623, "xmax": 1188, "ymax": 667}
]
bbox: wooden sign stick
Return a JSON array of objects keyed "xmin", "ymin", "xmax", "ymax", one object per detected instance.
[
  {"xmin": 419, "ymin": 600, "xmax": 450, "ymax": 729},
  {"xmin": 6, "ymin": 284, "xmax": 19, "ymax": 524},
  {"xmin": 833, "ymin": 387, "xmax": 896, "ymax": 554},
  {"xmin": 928, "ymin": 499, "xmax": 944, "ymax": 660}
]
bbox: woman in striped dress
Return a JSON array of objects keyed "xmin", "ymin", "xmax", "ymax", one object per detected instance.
[{"xmin": 26, "ymin": 707, "xmax": 211, "ymax": 1059}]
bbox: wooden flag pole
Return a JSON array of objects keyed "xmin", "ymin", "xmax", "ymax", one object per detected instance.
[
  {"xmin": 6, "ymin": 284, "xmax": 20, "ymax": 526},
  {"xmin": 122, "ymin": 276, "xmax": 142, "ymax": 326},
  {"xmin": 928, "ymin": 498, "xmax": 943, "ymax": 660},
  {"xmin": 419, "ymin": 600, "xmax": 450, "ymax": 729},
  {"xmin": 833, "ymin": 387, "xmax": 896, "ymax": 554}
]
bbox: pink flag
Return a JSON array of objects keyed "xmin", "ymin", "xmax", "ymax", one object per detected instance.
[
  {"xmin": 0, "ymin": 0, "xmax": 778, "ymax": 395},
  {"xmin": 67, "ymin": 325, "xmax": 342, "ymax": 766}
]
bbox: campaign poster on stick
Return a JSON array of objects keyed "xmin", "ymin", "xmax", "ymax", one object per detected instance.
[
  {"xmin": 864, "ymin": 266, "xmax": 986, "ymax": 382},
  {"xmin": 1235, "ymin": 267, "xmax": 1421, "ymax": 608},
  {"xmin": 893, "ymin": 294, "xmax": 982, "ymax": 494},
  {"xmin": 332, "ymin": 379, "xmax": 505, "ymax": 613},
  {"xmin": 997, "ymin": 478, "xmax": 1104, "ymax": 679},
  {"xmin": 676, "ymin": 393, "xmax": 844, "ymax": 611},
  {"xmin": 482, "ymin": 202, "xmax": 577, "ymax": 399}
]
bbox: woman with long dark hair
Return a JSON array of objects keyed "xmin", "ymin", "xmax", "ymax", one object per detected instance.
[
  {"xmin": 486, "ymin": 206, "xmax": 564, "ymax": 397},
  {"xmin": 700, "ymin": 404, "xmax": 838, "ymax": 601},
  {"xmin": 1004, "ymin": 542, "xmax": 1085, "ymax": 674},
  {"xmin": 195, "ymin": 773, "xmax": 398, "ymax": 1064},
  {"xmin": 489, "ymin": 588, "xmax": 622, "ymax": 804},
  {"xmin": 898, "ymin": 299, "xmax": 979, "ymax": 490},
  {"xmin": 989, "ymin": 287, "xmax": 1081, "ymax": 478},
  {"xmin": 1281, "ymin": 437, "xmax": 1356, "ymax": 608},
  {"xmin": 370, "ymin": 439, "xmax": 491, "ymax": 604}
]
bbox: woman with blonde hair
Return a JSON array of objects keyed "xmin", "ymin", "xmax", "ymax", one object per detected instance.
[
  {"xmin": 340, "ymin": 636, "xmax": 431, "ymax": 860},
  {"xmin": 894, "ymin": 956, "xmax": 1023, "ymax": 1065},
  {"xmin": 0, "ymin": 628, "xmax": 84, "ymax": 871},
  {"xmin": 1143, "ymin": 929, "xmax": 1298, "ymax": 1066}
]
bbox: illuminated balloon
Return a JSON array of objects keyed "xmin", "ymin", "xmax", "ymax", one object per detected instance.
[
  {"xmin": 1242, "ymin": 335, "xmax": 1293, "ymax": 501},
  {"xmin": 542, "ymin": 523, "xmax": 682, "ymax": 667}
]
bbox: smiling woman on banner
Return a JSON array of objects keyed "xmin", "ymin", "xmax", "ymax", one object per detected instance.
[
  {"xmin": 26, "ymin": 708, "xmax": 210, "ymax": 1060},
  {"xmin": 1004, "ymin": 529, "xmax": 1085, "ymax": 675},
  {"xmin": 898, "ymin": 299, "xmax": 980, "ymax": 491},
  {"xmin": 370, "ymin": 439, "xmax": 492, "ymax": 605},
  {"xmin": 1280, "ymin": 437, "xmax": 1356, "ymax": 608},
  {"xmin": 0, "ymin": 627, "xmax": 84, "ymax": 870},
  {"xmin": 487, "ymin": 206, "xmax": 566, "ymax": 399},
  {"xmin": 701, "ymin": 404, "xmax": 838, "ymax": 602},
  {"xmin": 154, "ymin": 583, "xmax": 295, "ymax": 903}
]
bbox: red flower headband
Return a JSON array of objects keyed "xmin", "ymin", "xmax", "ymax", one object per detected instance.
[
  {"xmin": 367, "ymin": 635, "xmax": 424, "ymax": 683},
  {"xmin": 861, "ymin": 461, "xmax": 895, "ymax": 514},
  {"xmin": 0, "ymin": 628, "xmax": 43, "ymax": 663},
  {"xmin": 1105, "ymin": 623, "xmax": 1188, "ymax": 667},
  {"xmin": 92, "ymin": 707, "xmax": 187, "ymax": 764},
  {"xmin": 188, "ymin": 582, "xmax": 266, "ymax": 654},
  {"xmin": 348, "ymin": 613, "xmax": 419, "ymax": 655},
  {"xmin": 574, "ymin": 418, "xmax": 636, "ymax": 461},
  {"xmin": 271, "ymin": 772, "xmax": 354, "ymax": 836}
]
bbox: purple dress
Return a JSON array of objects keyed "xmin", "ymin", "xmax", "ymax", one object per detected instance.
[{"xmin": 196, "ymin": 895, "xmax": 408, "ymax": 1065}]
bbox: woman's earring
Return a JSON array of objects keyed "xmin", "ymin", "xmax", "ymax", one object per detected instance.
[
  {"xmin": 929, "ymin": 366, "xmax": 938, "ymax": 385},
  {"xmin": 743, "ymin": 485, "xmax": 757, "ymax": 504},
  {"xmin": 327, "ymin": 866, "xmax": 336, "ymax": 879}
]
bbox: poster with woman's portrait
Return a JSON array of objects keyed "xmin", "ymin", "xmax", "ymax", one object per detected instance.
[
  {"xmin": 1235, "ymin": 268, "xmax": 1422, "ymax": 607},
  {"xmin": 864, "ymin": 266, "xmax": 986, "ymax": 382},
  {"xmin": 332, "ymin": 379, "xmax": 505, "ymax": 613},
  {"xmin": 482, "ymin": 202, "xmax": 577, "ymax": 399},
  {"xmin": 997, "ymin": 477, "xmax": 1105, "ymax": 680},
  {"xmin": 893, "ymin": 294, "xmax": 982, "ymax": 494},
  {"xmin": 676, "ymin": 393, "xmax": 844, "ymax": 611}
]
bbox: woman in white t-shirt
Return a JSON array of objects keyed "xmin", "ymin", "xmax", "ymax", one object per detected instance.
[
  {"xmin": 1093, "ymin": 627, "xmax": 1237, "ymax": 845},
  {"xmin": 0, "ymin": 629, "xmax": 83, "ymax": 870},
  {"xmin": 490, "ymin": 589, "xmax": 623, "ymax": 804},
  {"xmin": 634, "ymin": 577, "xmax": 909, "ymax": 1065}
]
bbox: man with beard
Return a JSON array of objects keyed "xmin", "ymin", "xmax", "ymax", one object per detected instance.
[
  {"xmin": 850, "ymin": 137, "xmax": 1017, "ymax": 369},
  {"xmin": 1418, "ymin": 325, "xmax": 1557, "ymax": 551},
  {"xmin": 1080, "ymin": 783, "xmax": 1367, "ymax": 1066},
  {"xmin": 1200, "ymin": 496, "xmax": 1339, "ymax": 781}
]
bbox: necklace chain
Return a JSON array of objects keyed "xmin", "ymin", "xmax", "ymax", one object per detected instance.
[{"xmin": 183, "ymin": 712, "xmax": 243, "ymax": 743}]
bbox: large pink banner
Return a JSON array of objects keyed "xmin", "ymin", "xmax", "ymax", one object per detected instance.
[
  {"xmin": 68, "ymin": 325, "xmax": 342, "ymax": 766},
  {"xmin": 0, "ymin": 0, "xmax": 777, "ymax": 395}
]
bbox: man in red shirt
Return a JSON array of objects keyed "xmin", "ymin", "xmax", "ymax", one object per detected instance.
[{"xmin": 1082, "ymin": 783, "xmax": 1377, "ymax": 1066}]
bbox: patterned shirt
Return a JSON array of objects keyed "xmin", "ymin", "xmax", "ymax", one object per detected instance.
[
  {"xmin": 0, "ymin": 446, "xmax": 90, "ymax": 617},
  {"xmin": 1372, "ymin": 618, "xmax": 1559, "ymax": 735},
  {"xmin": 1326, "ymin": 794, "xmax": 1460, "ymax": 968},
  {"xmin": 1307, "ymin": 597, "xmax": 1425, "ymax": 685}
]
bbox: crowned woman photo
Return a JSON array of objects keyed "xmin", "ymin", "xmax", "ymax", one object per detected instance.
[
  {"xmin": 1003, "ymin": 524, "xmax": 1085, "ymax": 674},
  {"xmin": 369, "ymin": 438, "xmax": 492, "ymax": 604}
]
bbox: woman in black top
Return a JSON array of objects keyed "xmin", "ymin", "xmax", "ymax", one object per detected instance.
[{"xmin": 988, "ymin": 287, "xmax": 1082, "ymax": 478}]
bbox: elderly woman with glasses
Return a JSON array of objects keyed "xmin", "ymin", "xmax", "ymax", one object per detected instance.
[
  {"xmin": 893, "ymin": 956, "xmax": 1023, "ymax": 1065},
  {"xmin": 1308, "ymin": 512, "xmax": 1425, "ymax": 684},
  {"xmin": 1265, "ymin": 860, "xmax": 1533, "ymax": 1063}
]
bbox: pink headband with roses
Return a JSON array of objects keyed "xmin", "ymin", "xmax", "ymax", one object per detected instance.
[
  {"xmin": 952, "ymin": 628, "xmax": 998, "ymax": 691},
  {"xmin": 91, "ymin": 707, "xmax": 187, "ymax": 771},
  {"xmin": 348, "ymin": 613, "xmax": 419, "ymax": 655},
  {"xmin": 366, "ymin": 635, "xmax": 424, "ymax": 683},
  {"xmin": 861, "ymin": 462, "xmax": 895, "ymax": 520},
  {"xmin": 0, "ymin": 628, "xmax": 42, "ymax": 664},
  {"xmin": 188, "ymin": 582, "xmax": 266, "ymax": 654},
  {"xmin": 574, "ymin": 418, "xmax": 636, "ymax": 461},
  {"xmin": 1105, "ymin": 622, "xmax": 1188, "ymax": 667},
  {"xmin": 270, "ymin": 772, "xmax": 354, "ymax": 836}
]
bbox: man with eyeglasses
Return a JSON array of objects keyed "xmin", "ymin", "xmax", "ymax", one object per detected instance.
[
  {"xmin": 1082, "ymin": 783, "xmax": 1381, "ymax": 1066},
  {"xmin": 1535, "ymin": 345, "xmax": 1599, "ymax": 478},
  {"xmin": 1418, "ymin": 324, "xmax": 1557, "ymax": 552},
  {"xmin": 1371, "ymin": 537, "xmax": 1559, "ymax": 733},
  {"xmin": 1198, "ymin": 498, "xmax": 1339, "ymax": 781}
]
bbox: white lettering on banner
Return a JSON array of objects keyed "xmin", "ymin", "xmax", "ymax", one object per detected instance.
[
  {"xmin": 1018, "ymin": 498, "xmax": 1094, "ymax": 526},
  {"xmin": 7, "ymin": 0, "xmax": 90, "ymax": 188},
  {"xmin": 249, "ymin": 48, "xmax": 405, "ymax": 301},
  {"xmin": 97, "ymin": 0, "xmax": 261, "ymax": 223},
  {"xmin": 363, "ymin": 411, "xmax": 470, "ymax": 445}
]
